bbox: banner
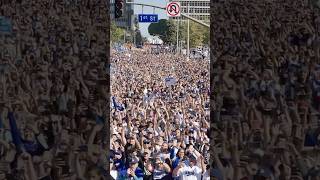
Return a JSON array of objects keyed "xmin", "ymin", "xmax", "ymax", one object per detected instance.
[
  {"xmin": 111, "ymin": 96, "xmax": 124, "ymax": 111},
  {"xmin": 164, "ymin": 77, "xmax": 177, "ymax": 86}
]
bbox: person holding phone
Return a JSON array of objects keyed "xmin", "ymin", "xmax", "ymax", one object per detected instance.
[
  {"xmin": 172, "ymin": 149, "xmax": 187, "ymax": 169},
  {"xmin": 153, "ymin": 155, "xmax": 171, "ymax": 180},
  {"xmin": 117, "ymin": 157, "xmax": 144, "ymax": 180},
  {"xmin": 138, "ymin": 150, "xmax": 153, "ymax": 180},
  {"xmin": 172, "ymin": 155, "xmax": 202, "ymax": 180}
]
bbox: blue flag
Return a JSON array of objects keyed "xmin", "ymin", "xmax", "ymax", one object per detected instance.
[
  {"xmin": 112, "ymin": 97, "xmax": 125, "ymax": 111},
  {"xmin": 8, "ymin": 112, "xmax": 24, "ymax": 152},
  {"xmin": 165, "ymin": 77, "xmax": 177, "ymax": 86}
]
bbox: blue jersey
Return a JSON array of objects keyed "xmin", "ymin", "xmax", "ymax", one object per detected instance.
[{"xmin": 117, "ymin": 167, "xmax": 144, "ymax": 180}]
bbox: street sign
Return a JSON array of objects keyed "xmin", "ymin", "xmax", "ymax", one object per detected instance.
[
  {"xmin": 166, "ymin": 2, "xmax": 181, "ymax": 17},
  {"xmin": 138, "ymin": 14, "xmax": 158, "ymax": 23}
]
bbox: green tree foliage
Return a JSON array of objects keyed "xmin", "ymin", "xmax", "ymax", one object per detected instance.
[
  {"xmin": 148, "ymin": 19, "xmax": 209, "ymax": 47},
  {"xmin": 202, "ymin": 27, "xmax": 210, "ymax": 46},
  {"xmin": 133, "ymin": 17, "xmax": 143, "ymax": 45},
  {"xmin": 177, "ymin": 21, "xmax": 207, "ymax": 48},
  {"xmin": 189, "ymin": 21, "xmax": 209, "ymax": 47},
  {"xmin": 135, "ymin": 30, "xmax": 143, "ymax": 45},
  {"xmin": 148, "ymin": 19, "xmax": 176, "ymax": 45},
  {"xmin": 110, "ymin": 21, "xmax": 125, "ymax": 43},
  {"xmin": 166, "ymin": 20, "xmax": 177, "ymax": 45}
]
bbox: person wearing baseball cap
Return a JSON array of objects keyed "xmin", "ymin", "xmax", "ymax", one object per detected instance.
[
  {"xmin": 117, "ymin": 156, "xmax": 144, "ymax": 180},
  {"xmin": 172, "ymin": 154, "xmax": 202, "ymax": 180},
  {"xmin": 153, "ymin": 155, "xmax": 172, "ymax": 180}
]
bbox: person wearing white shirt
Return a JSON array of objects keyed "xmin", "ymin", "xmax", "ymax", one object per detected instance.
[
  {"xmin": 172, "ymin": 155, "xmax": 203, "ymax": 180},
  {"xmin": 201, "ymin": 170, "xmax": 210, "ymax": 180}
]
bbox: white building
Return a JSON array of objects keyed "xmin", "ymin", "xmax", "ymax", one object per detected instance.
[
  {"xmin": 169, "ymin": 0, "xmax": 210, "ymax": 22},
  {"xmin": 110, "ymin": 0, "xmax": 135, "ymax": 30}
]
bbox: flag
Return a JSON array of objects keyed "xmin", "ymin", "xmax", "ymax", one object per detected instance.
[
  {"xmin": 164, "ymin": 77, "xmax": 177, "ymax": 86},
  {"xmin": 8, "ymin": 112, "xmax": 24, "ymax": 152},
  {"xmin": 112, "ymin": 97, "xmax": 124, "ymax": 111}
]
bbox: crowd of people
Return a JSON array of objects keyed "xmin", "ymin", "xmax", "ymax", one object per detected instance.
[
  {"xmin": 110, "ymin": 51, "xmax": 210, "ymax": 180},
  {"xmin": 3, "ymin": 0, "xmax": 320, "ymax": 179},
  {"xmin": 0, "ymin": 0, "xmax": 108, "ymax": 179},
  {"xmin": 211, "ymin": 0, "xmax": 320, "ymax": 180}
]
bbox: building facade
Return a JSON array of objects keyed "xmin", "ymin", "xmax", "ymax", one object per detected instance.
[
  {"xmin": 110, "ymin": 0, "xmax": 135, "ymax": 30},
  {"xmin": 169, "ymin": 0, "xmax": 210, "ymax": 22}
]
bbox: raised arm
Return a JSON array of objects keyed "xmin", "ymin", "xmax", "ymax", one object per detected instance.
[{"xmin": 121, "ymin": 125, "xmax": 127, "ymax": 146}]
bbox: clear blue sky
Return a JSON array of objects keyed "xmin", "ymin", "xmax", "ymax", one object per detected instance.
[{"xmin": 133, "ymin": 0, "xmax": 168, "ymax": 37}]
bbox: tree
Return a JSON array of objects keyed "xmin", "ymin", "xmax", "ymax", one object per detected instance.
[
  {"xmin": 110, "ymin": 21, "xmax": 125, "ymax": 44},
  {"xmin": 166, "ymin": 19, "xmax": 177, "ymax": 45},
  {"xmin": 148, "ymin": 19, "xmax": 176, "ymax": 45},
  {"xmin": 179, "ymin": 21, "xmax": 188, "ymax": 48},
  {"xmin": 189, "ymin": 21, "xmax": 205, "ymax": 48},
  {"xmin": 178, "ymin": 21, "xmax": 209, "ymax": 48},
  {"xmin": 135, "ymin": 30, "xmax": 143, "ymax": 45},
  {"xmin": 202, "ymin": 27, "xmax": 210, "ymax": 46},
  {"xmin": 133, "ymin": 17, "xmax": 143, "ymax": 46}
]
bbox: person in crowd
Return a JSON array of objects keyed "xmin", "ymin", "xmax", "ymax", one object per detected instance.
[
  {"xmin": 211, "ymin": 0, "xmax": 320, "ymax": 179},
  {"xmin": 110, "ymin": 43, "xmax": 210, "ymax": 180},
  {"xmin": 0, "ymin": 0, "xmax": 108, "ymax": 179},
  {"xmin": 172, "ymin": 155, "xmax": 204, "ymax": 180},
  {"xmin": 153, "ymin": 155, "xmax": 171, "ymax": 180}
]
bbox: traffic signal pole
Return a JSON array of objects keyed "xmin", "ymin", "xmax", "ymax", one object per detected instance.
[
  {"xmin": 187, "ymin": 3, "xmax": 190, "ymax": 61},
  {"xmin": 176, "ymin": 17, "xmax": 179, "ymax": 54},
  {"xmin": 114, "ymin": 0, "xmax": 124, "ymax": 18},
  {"xmin": 124, "ymin": 1, "xmax": 210, "ymax": 28}
]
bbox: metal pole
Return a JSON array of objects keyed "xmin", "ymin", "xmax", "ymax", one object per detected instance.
[
  {"xmin": 124, "ymin": 28, "xmax": 126, "ymax": 43},
  {"xmin": 187, "ymin": 3, "xmax": 190, "ymax": 60},
  {"xmin": 133, "ymin": 29, "xmax": 136, "ymax": 46},
  {"xmin": 125, "ymin": 1, "xmax": 210, "ymax": 28},
  {"xmin": 176, "ymin": 17, "xmax": 179, "ymax": 54}
]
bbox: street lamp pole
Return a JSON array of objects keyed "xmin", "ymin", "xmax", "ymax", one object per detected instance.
[
  {"xmin": 125, "ymin": 1, "xmax": 210, "ymax": 28},
  {"xmin": 124, "ymin": 27, "xmax": 126, "ymax": 43},
  {"xmin": 176, "ymin": 17, "xmax": 179, "ymax": 54},
  {"xmin": 133, "ymin": 27, "xmax": 136, "ymax": 46},
  {"xmin": 187, "ymin": 3, "xmax": 190, "ymax": 60}
]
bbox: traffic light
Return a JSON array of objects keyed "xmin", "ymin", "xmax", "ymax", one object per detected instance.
[{"xmin": 115, "ymin": 0, "xmax": 124, "ymax": 18}]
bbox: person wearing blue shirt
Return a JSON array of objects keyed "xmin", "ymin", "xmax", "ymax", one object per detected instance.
[
  {"xmin": 172, "ymin": 149, "xmax": 188, "ymax": 170},
  {"xmin": 8, "ymin": 111, "xmax": 48, "ymax": 156},
  {"xmin": 117, "ymin": 157, "xmax": 144, "ymax": 180}
]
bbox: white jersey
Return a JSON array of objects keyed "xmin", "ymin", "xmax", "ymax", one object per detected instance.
[
  {"xmin": 110, "ymin": 170, "xmax": 118, "ymax": 180},
  {"xmin": 202, "ymin": 170, "xmax": 210, "ymax": 180},
  {"xmin": 176, "ymin": 165, "xmax": 202, "ymax": 180}
]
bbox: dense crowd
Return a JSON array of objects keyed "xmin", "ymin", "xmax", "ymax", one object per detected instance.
[
  {"xmin": 3, "ymin": 0, "xmax": 320, "ymax": 179},
  {"xmin": 211, "ymin": 0, "xmax": 320, "ymax": 180},
  {"xmin": 0, "ymin": 0, "xmax": 108, "ymax": 179},
  {"xmin": 110, "ymin": 51, "xmax": 210, "ymax": 180}
]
